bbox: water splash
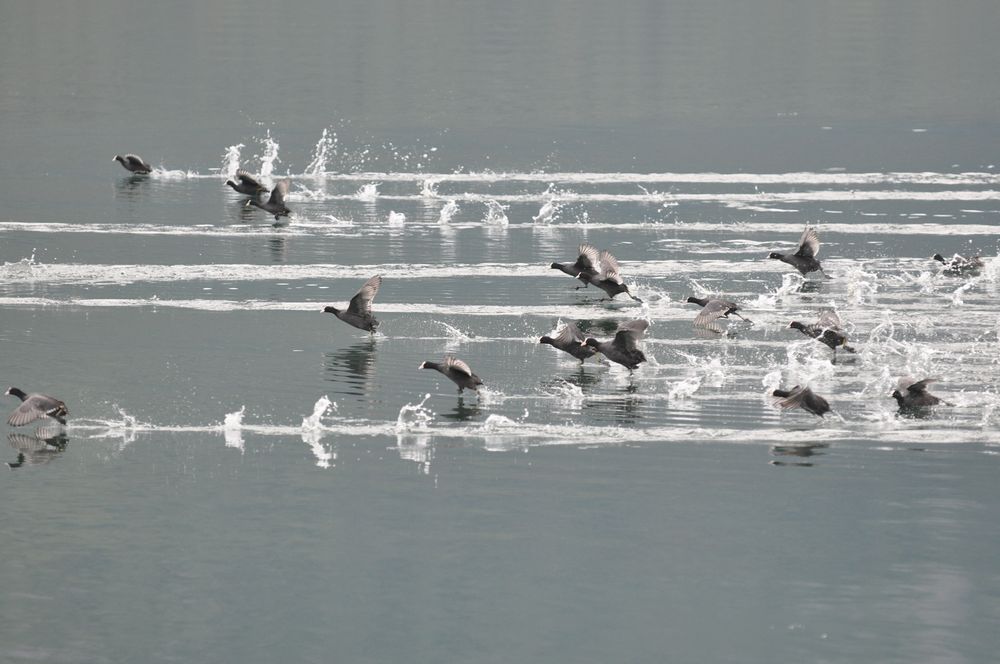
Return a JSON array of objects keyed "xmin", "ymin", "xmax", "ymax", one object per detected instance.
[
  {"xmin": 438, "ymin": 200, "xmax": 459, "ymax": 224},
  {"xmin": 387, "ymin": 211, "xmax": 406, "ymax": 226},
  {"xmin": 532, "ymin": 187, "xmax": 563, "ymax": 223},
  {"xmin": 752, "ymin": 273, "xmax": 805, "ymax": 310},
  {"xmin": 396, "ymin": 393, "xmax": 435, "ymax": 432},
  {"xmin": 440, "ymin": 322, "xmax": 473, "ymax": 351},
  {"xmin": 421, "ymin": 179, "xmax": 440, "ymax": 197},
  {"xmin": 300, "ymin": 396, "xmax": 336, "ymax": 468},
  {"xmin": 256, "ymin": 130, "xmax": 280, "ymax": 178},
  {"xmin": 544, "ymin": 380, "xmax": 585, "ymax": 409},
  {"xmin": 1, "ymin": 250, "xmax": 37, "ymax": 279},
  {"xmin": 223, "ymin": 406, "xmax": 245, "ymax": 452},
  {"xmin": 356, "ymin": 183, "xmax": 379, "ymax": 202},
  {"xmin": 305, "ymin": 128, "xmax": 336, "ymax": 177},
  {"xmin": 482, "ymin": 200, "xmax": 509, "ymax": 226},
  {"xmin": 843, "ymin": 265, "xmax": 880, "ymax": 305},
  {"xmin": 668, "ymin": 376, "xmax": 702, "ymax": 399},
  {"xmin": 221, "ymin": 144, "xmax": 244, "ymax": 179}
]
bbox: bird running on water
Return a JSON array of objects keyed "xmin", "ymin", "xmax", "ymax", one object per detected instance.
[
  {"xmin": 226, "ymin": 169, "xmax": 268, "ymax": 196},
  {"xmin": 5, "ymin": 387, "xmax": 69, "ymax": 427},
  {"xmin": 583, "ymin": 319, "xmax": 649, "ymax": 370},
  {"xmin": 246, "ymin": 180, "xmax": 292, "ymax": 222},
  {"xmin": 323, "ymin": 275, "xmax": 382, "ymax": 333},
  {"xmin": 769, "ymin": 227, "xmax": 825, "ymax": 277},
  {"xmin": 771, "ymin": 385, "xmax": 830, "ymax": 417},
  {"xmin": 113, "ymin": 154, "xmax": 152, "ymax": 174},
  {"xmin": 419, "ymin": 356, "xmax": 483, "ymax": 394}
]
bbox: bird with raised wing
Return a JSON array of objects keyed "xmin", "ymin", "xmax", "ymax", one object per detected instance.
[
  {"xmin": 226, "ymin": 169, "xmax": 269, "ymax": 196},
  {"xmin": 323, "ymin": 275, "xmax": 382, "ymax": 333},
  {"xmin": 771, "ymin": 385, "xmax": 830, "ymax": 417},
  {"xmin": 419, "ymin": 356, "xmax": 483, "ymax": 393},
  {"xmin": 933, "ymin": 253, "xmax": 984, "ymax": 276},
  {"xmin": 550, "ymin": 243, "xmax": 601, "ymax": 288},
  {"xmin": 246, "ymin": 179, "xmax": 292, "ymax": 221},
  {"xmin": 892, "ymin": 377, "xmax": 944, "ymax": 414},
  {"xmin": 5, "ymin": 388, "xmax": 69, "ymax": 427},
  {"xmin": 789, "ymin": 310, "xmax": 855, "ymax": 354},
  {"xmin": 539, "ymin": 321, "xmax": 599, "ymax": 362},
  {"xmin": 768, "ymin": 227, "xmax": 824, "ymax": 276},
  {"xmin": 686, "ymin": 296, "xmax": 751, "ymax": 331},
  {"xmin": 113, "ymin": 154, "xmax": 153, "ymax": 174},
  {"xmin": 583, "ymin": 319, "xmax": 648, "ymax": 370},
  {"xmin": 588, "ymin": 250, "xmax": 642, "ymax": 301}
]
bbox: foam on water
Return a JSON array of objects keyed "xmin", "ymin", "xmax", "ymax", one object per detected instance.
[
  {"xmin": 395, "ymin": 393, "xmax": 435, "ymax": 432},
  {"xmin": 387, "ymin": 211, "xmax": 406, "ymax": 226}
]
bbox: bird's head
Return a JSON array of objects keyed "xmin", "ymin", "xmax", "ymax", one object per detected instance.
[
  {"xmin": 322, "ymin": 306, "xmax": 339, "ymax": 315},
  {"xmin": 767, "ymin": 252, "xmax": 783, "ymax": 260},
  {"xmin": 539, "ymin": 336, "xmax": 554, "ymax": 345},
  {"xmin": 789, "ymin": 321, "xmax": 806, "ymax": 331},
  {"xmin": 583, "ymin": 338, "xmax": 599, "ymax": 349}
]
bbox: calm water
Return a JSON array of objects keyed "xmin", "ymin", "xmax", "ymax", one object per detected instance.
[{"xmin": 2, "ymin": 2, "xmax": 1000, "ymax": 662}]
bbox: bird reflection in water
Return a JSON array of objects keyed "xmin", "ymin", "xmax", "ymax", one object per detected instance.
[
  {"xmin": 268, "ymin": 237, "xmax": 287, "ymax": 263},
  {"xmin": 7, "ymin": 428, "xmax": 69, "ymax": 469},
  {"xmin": 324, "ymin": 339, "xmax": 378, "ymax": 402},
  {"xmin": 114, "ymin": 175, "xmax": 148, "ymax": 201},
  {"xmin": 439, "ymin": 396, "xmax": 480, "ymax": 422},
  {"xmin": 769, "ymin": 443, "xmax": 829, "ymax": 467}
]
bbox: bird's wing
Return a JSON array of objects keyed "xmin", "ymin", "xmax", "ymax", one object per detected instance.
[
  {"xmin": 7, "ymin": 401, "xmax": 46, "ymax": 427},
  {"xmin": 814, "ymin": 310, "xmax": 842, "ymax": 330},
  {"xmin": 236, "ymin": 170, "xmax": 264, "ymax": 189},
  {"xmin": 576, "ymin": 244, "xmax": 600, "ymax": 272},
  {"xmin": 347, "ymin": 275, "xmax": 382, "ymax": 315},
  {"xmin": 613, "ymin": 319, "xmax": 648, "ymax": 351},
  {"xmin": 906, "ymin": 378, "xmax": 938, "ymax": 394},
  {"xmin": 773, "ymin": 385, "xmax": 808, "ymax": 410},
  {"xmin": 795, "ymin": 227, "xmax": 820, "ymax": 258},
  {"xmin": 598, "ymin": 250, "xmax": 623, "ymax": 282},
  {"xmin": 694, "ymin": 299, "xmax": 729, "ymax": 326},
  {"xmin": 269, "ymin": 180, "xmax": 290, "ymax": 205},
  {"xmin": 125, "ymin": 154, "xmax": 151, "ymax": 171},
  {"xmin": 552, "ymin": 321, "xmax": 587, "ymax": 345},
  {"xmin": 444, "ymin": 356, "xmax": 474, "ymax": 376}
]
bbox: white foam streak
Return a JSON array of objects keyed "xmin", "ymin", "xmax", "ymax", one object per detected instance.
[{"xmin": 223, "ymin": 406, "xmax": 245, "ymax": 452}]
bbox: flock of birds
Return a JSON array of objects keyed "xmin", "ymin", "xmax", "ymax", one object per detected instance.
[{"xmin": 2, "ymin": 155, "xmax": 989, "ymax": 445}]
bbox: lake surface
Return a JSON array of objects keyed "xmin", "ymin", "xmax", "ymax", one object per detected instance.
[{"xmin": 2, "ymin": 2, "xmax": 1000, "ymax": 662}]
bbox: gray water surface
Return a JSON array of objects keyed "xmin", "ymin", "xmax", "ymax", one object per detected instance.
[{"xmin": 2, "ymin": 2, "xmax": 1000, "ymax": 663}]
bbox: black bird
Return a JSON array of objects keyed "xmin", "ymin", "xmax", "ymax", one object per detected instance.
[
  {"xmin": 419, "ymin": 356, "xmax": 483, "ymax": 393},
  {"xmin": 789, "ymin": 310, "xmax": 856, "ymax": 354},
  {"xmin": 768, "ymin": 227, "xmax": 824, "ymax": 276},
  {"xmin": 113, "ymin": 154, "xmax": 153, "ymax": 174},
  {"xmin": 540, "ymin": 321, "xmax": 599, "ymax": 362},
  {"xmin": 323, "ymin": 275, "xmax": 382, "ymax": 333},
  {"xmin": 772, "ymin": 385, "xmax": 830, "ymax": 417},
  {"xmin": 933, "ymin": 253, "xmax": 984, "ymax": 276},
  {"xmin": 226, "ymin": 169, "xmax": 268, "ymax": 196},
  {"xmin": 246, "ymin": 180, "xmax": 291, "ymax": 221},
  {"xmin": 588, "ymin": 250, "xmax": 642, "ymax": 301},
  {"xmin": 5, "ymin": 387, "xmax": 68, "ymax": 427},
  {"xmin": 550, "ymin": 243, "xmax": 600, "ymax": 288},
  {"xmin": 892, "ymin": 377, "xmax": 943, "ymax": 414},
  {"xmin": 686, "ymin": 296, "xmax": 751, "ymax": 331},
  {"xmin": 583, "ymin": 319, "xmax": 648, "ymax": 370}
]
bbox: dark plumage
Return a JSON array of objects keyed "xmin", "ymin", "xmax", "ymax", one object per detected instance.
[
  {"xmin": 583, "ymin": 319, "xmax": 648, "ymax": 370},
  {"xmin": 587, "ymin": 250, "xmax": 642, "ymax": 302},
  {"xmin": 892, "ymin": 377, "xmax": 943, "ymax": 414},
  {"xmin": 5, "ymin": 387, "xmax": 68, "ymax": 427},
  {"xmin": 226, "ymin": 169, "xmax": 268, "ymax": 196},
  {"xmin": 323, "ymin": 275, "xmax": 382, "ymax": 333},
  {"xmin": 246, "ymin": 180, "xmax": 291, "ymax": 221},
  {"xmin": 540, "ymin": 321, "xmax": 599, "ymax": 362},
  {"xmin": 768, "ymin": 227, "xmax": 824, "ymax": 276},
  {"xmin": 772, "ymin": 385, "xmax": 830, "ymax": 417},
  {"xmin": 419, "ymin": 356, "xmax": 483, "ymax": 393},
  {"xmin": 933, "ymin": 253, "xmax": 984, "ymax": 276},
  {"xmin": 686, "ymin": 296, "xmax": 751, "ymax": 330},
  {"xmin": 789, "ymin": 310, "xmax": 855, "ymax": 354},
  {"xmin": 113, "ymin": 154, "xmax": 152, "ymax": 174},
  {"xmin": 550, "ymin": 243, "xmax": 600, "ymax": 288}
]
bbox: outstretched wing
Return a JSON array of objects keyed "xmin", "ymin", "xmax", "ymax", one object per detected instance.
[
  {"xmin": 347, "ymin": 275, "xmax": 382, "ymax": 315},
  {"xmin": 576, "ymin": 244, "xmax": 600, "ymax": 272},
  {"xmin": 598, "ymin": 250, "xmax": 623, "ymax": 283},
  {"xmin": 553, "ymin": 321, "xmax": 587, "ymax": 345},
  {"xmin": 795, "ymin": 227, "xmax": 820, "ymax": 258},
  {"xmin": 613, "ymin": 319, "xmax": 648, "ymax": 352},
  {"xmin": 694, "ymin": 299, "xmax": 730, "ymax": 327},
  {"xmin": 773, "ymin": 385, "xmax": 807, "ymax": 409},
  {"xmin": 444, "ymin": 356, "xmax": 474, "ymax": 377},
  {"xmin": 7, "ymin": 401, "xmax": 46, "ymax": 427},
  {"xmin": 236, "ymin": 170, "xmax": 265, "ymax": 190},
  {"xmin": 906, "ymin": 378, "xmax": 938, "ymax": 394},
  {"xmin": 268, "ymin": 180, "xmax": 290, "ymax": 205},
  {"xmin": 814, "ymin": 309, "xmax": 842, "ymax": 330}
]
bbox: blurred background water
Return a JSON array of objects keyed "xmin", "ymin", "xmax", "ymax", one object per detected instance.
[{"xmin": 1, "ymin": 1, "xmax": 999, "ymax": 662}]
